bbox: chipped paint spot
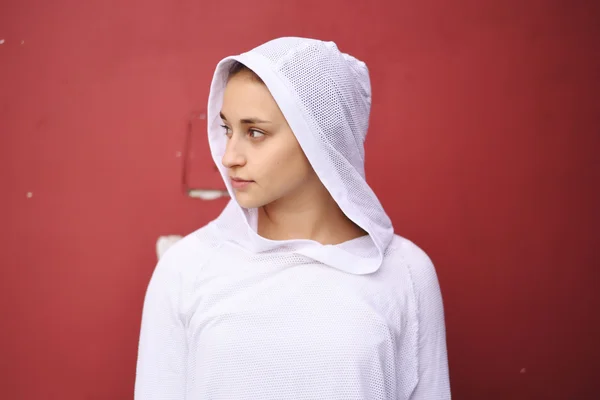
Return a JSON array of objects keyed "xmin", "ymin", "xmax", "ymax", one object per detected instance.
[
  {"xmin": 21, "ymin": 40, "xmax": 24, "ymax": 45},
  {"xmin": 0, "ymin": 39, "xmax": 5, "ymax": 45},
  {"xmin": 187, "ymin": 189, "xmax": 229, "ymax": 200},
  {"xmin": 198, "ymin": 113, "xmax": 206, "ymax": 120},
  {"xmin": 520, "ymin": 368, "xmax": 526, "ymax": 374},
  {"xmin": 26, "ymin": 192, "xmax": 33, "ymax": 198},
  {"xmin": 175, "ymin": 151, "xmax": 182, "ymax": 158}
]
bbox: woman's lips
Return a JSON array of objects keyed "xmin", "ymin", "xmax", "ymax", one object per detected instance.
[{"xmin": 230, "ymin": 178, "xmax": 253, "ymax": 189}]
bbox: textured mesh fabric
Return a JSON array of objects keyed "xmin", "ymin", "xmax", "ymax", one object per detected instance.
[
  {"xmin": 134, "ymin": 37, "xmax": 450, "ymax": 400},
  {"xmin": 135, "ymin": 227, "xmax": 450, "ymax": 399}
]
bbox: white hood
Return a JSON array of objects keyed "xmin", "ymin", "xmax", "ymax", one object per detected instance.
[{"xmin": 206, "ymin": 37, "xmax": 394, "ymax": 275}]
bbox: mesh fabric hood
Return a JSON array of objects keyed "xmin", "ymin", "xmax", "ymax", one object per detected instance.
[{"xmin": 207, "ymin": 37, "xmax": 394, "ymax": 275}]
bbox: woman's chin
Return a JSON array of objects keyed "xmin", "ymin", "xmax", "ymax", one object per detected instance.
[{"xmin": 233, "ymin": 192, "xmax": 266, "ymax": 209}]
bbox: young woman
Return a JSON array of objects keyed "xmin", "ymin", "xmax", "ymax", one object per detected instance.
[{"xmin": 135, "ymin": 37, "xmax": 450, "ymax": 399}]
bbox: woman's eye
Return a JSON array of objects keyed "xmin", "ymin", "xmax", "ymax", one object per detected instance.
[
  {"xmin": 220, "ymin": 125, "xmax": 232, "ymax": 136},
  {"xmin": 249, "ymin": 129, "xmax": 265, "ymax": 139}
]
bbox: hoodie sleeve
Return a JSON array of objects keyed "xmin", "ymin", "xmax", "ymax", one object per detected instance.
[
  {"xmin": 134, "ymin": 250, "xmax": 187, "ymax": 400},
  {"xmin": 406, "ymin": 245, "xmax": 451, "ymax": 399}
]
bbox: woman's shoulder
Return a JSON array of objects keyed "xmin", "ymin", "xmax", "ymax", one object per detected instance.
[
  {"xmin": 386, "ymin": 235, "xmax": 434, "ymax": 266},
  {"xmin": 381, "ymin": 234, "xmax": 440, "ymax": 292},
  {"xmin": 155, "ymin": 223, "xmax": 223, "ymax": 274}
]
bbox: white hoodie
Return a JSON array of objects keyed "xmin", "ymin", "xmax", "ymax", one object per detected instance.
[{"xmin": 135, "ymin": 37, "xmax": 450, "ymax": 400}]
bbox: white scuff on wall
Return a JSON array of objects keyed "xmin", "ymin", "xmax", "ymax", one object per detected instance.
[
  {"xmin": 187, "ymin": 189, "xmax": 229, "ymax": 200},
  {"xmin": 156, "ymin": 235, "xmax": 183, "ymax": 260}
]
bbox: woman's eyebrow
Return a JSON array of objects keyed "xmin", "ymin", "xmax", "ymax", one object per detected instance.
[{"xmin": 220, "ymin": 111, "xmax": 272, "ymax": 124}]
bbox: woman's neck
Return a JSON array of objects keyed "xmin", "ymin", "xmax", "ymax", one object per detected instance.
[{"xmin": 257, "ymin": 183, "xmax": 366, "ymax": 245}]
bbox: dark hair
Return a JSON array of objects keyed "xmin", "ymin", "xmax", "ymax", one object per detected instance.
[{"xmin": 227, "ymin": 61, "xmax": 264, "ymax": 83}]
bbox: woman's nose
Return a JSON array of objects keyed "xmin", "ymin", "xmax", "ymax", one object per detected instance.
[{"xmin": 221, "ymin": 136, "xmax": 246, "ymax": 168}]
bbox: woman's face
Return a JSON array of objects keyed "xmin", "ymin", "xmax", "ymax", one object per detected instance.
[{"xmin": 220, "ymin": 69, "xmax": 317, "ymax": 209}]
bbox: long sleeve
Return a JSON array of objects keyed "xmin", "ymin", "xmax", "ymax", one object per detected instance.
[
  {"xmin": 407, "ymin": 248, "xmax": 451, "ymax": 399},
  {"xmin": 134, "ymin": 251, "xmax": 187, "ymax": 400}
]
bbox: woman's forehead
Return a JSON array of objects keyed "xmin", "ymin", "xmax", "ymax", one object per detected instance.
[{"xmin": 222, "ymin": 75, "xmax": 284, "ymax": 121}]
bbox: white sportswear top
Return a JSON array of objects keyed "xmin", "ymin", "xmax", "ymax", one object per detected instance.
[
  {"xmin": 135, "ymin": 37, "xmax": 450, "ymax": 399},
  {"xmin": 134, "ymin": 223, "xmax": 450, "ymax": 399}
]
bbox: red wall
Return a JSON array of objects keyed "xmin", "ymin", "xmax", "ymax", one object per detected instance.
[{"xmin": 1, "ymin": 1, "xmax": 598, "ymax": 398}]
